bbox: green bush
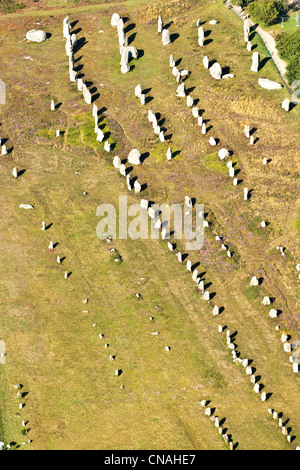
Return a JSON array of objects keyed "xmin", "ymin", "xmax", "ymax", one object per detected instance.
[
  {"xmin": 277, "ymin": 30, "xmax": 300, "ymax": 84},
  {"xmin": 248, "ymin": 0, "xmax": 281, "ymax": 26}
]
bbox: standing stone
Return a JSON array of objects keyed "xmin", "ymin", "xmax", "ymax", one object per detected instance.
[
  {"xmin": 12, "ymin": 167, "xmax": 18, "ymax": 178},
  {"xmin": 201, "ymin": 123, "xmax": 206, "ymax": 135},
  {"xmin": 209, "ymin": 137, "xmax": 217, "ymax": 146},
  {"xmin": 244, "ymin": 30, "xmax": 249, "ymax": 43},
  {"xmin": 198, "ymin": 116, "xmax": 203, "ymax": 127},
  {"xmin": 172, "ymin": 66, "xmax": 179, "ymax": 78},
  {"xmin": 63, "ymin": 17, "xmax": 70, "ymax": 38},
  {"xmin": 97, "ymin": 129, "xmax": 104, "ymax": 142},
  {"xmin": 185, "ymin": 196, "xmax": 192, "ymax": 207},
  {"xmin": 121, "ymin": 63, "xmax": 130, "ymax": 74},
  {"xmin": 140, "ymin": 94, "xmax": 146, "ymax": 105},
  {"xmin": 176, "ymin": 83, "xmax": 186, "ymax": 97},
  {"xmin": 209, "ymin": 62, "xmax": 222, "ymax": 80},
  {"xmin": 249, "ymin": 135, "xmax": 254, "ymax": 145},
  {"xmin": 104, "ymin": 141, "xmax": 111, "ymax": 152},
  {"xmin": 153, "ymin": 124, "xmax": 161, "ymax": 136},
  {"xmin": 118, "ymin": 32, "xmax": 128, "ymax": 47},
  {"xmin": 213, "ymin": 306, "xmax": 219, "ymax": 316},
  {"xmin": 92, "ymin": 104, "xmax": 98, "ymax": 119},
  {"xmin": 1, "ymin": 145, "xmax": 7, "ymax": 155},
  {"xmin": 162, "ymin": 29, "xmax": 171, "ymax": 45},
  {"xmin": 111, "ymin": 13, "xmax": 120, "ymax": 27},
  {"xmin": 218, "ymin": 148, "xmax": 229, "ymax": 160},
  {"xmin": 166, "ymin": 148, "xmax": 172, "ymax": 160},
  {"xmin": 187, "ymin": 96, "xmax": 193, "ymax": 107},
  {"xmin": 113, "ymin": 156, "xmax": 121, "ymax": 169},
  {"xmin": 247, "ymin": 41, "xmax": 252, "ymax": 51},
  {"xmin": 158, "ymin": 16, "xmax": 163, "ymax": 33},
  {"xmin": 176, "ymin": 252, "xmax": 182, "ymax": 262},
  {"xmin": 159, "ymin": 131, "xmax": 165, "ymax": 142},
  {"xmin": 128, "ymin": 149, "xmax": 141, "ymax": 165},
  {"xmin": 119, "ymin": 164, "xmax": 126, "ymax": 176},
  {"xmin": 262, "ymin": 296, "xmax": 271, "ymax": 306},
  {"xmin": 192, "ymin": 107, "xmax": 199, "ymax": 118},
  {"xmin": 126, "ymin": 174, "xmax": 132, "ymax": 191},
  {"xmin": 244, "ymin": 18, "xmax": 251, "ymax": 35},
  {"xmin": 203, "ymin": 291, "xmax": 210, "ymax": 301},
  {"xmin": 244, "ymin": 125, "xmax": 250, "ymax": 138},
  {"xmin": 244, "ymin": 187, "xmax": 249, "ymax": 201},
  {"xmin": 134, "ymin": 181, "xmax": 141, "ymax": 193},
  {"xmin": 77, "ymin": 78, "xmax": 83, "ymax": 92},
  {"xmin": 135, "ymin": 84, "xmax": 142, "ymax": 98},
  {"xmin": 168, "ymin": 242, "xmax": 174, "ymax": 251},
  {"xmin": 56, "ymin": 130, "xmax": 60, "ymax": 137},
  {"xmin": 203, "ymin": 56, "xmax": 209, "ymax": 69},
  {"xmin": 198, "ymin": 27, "xmax": 204, "ymax": 47},
  {"xmin": 269, "ymin": 309, "xmax": 278, "ymax": 318},
  {"xmin": 169, "ymin": 54, "xmax": 175, "ymax": 67},
  {"xmin": 250, "ymin": 276, "xmax": 259, "ymax": 286},
  {"xmin": 282, "ymin": 99, "xmax": 290, "ymax": 112},
  {"xmin": 69, "ymin": 69, "xmax": 77, "ymax": 82},
  {"xmin": 229, "ymin": 167, "xmax": 235, "ymax": 178},
  {"xmin": 293, "ymin": 362, "xmax": 299, "ymax": 373},
  {"xmin": 41, "ymin": 221, "xmax": 46, "ymax": 231},
  {"xmin": 186, "ymin": 260, "xmax": 192, "ymax": 271},
  {"xmin": 51, "ymin": 100, "xmax": 55, "ymax": 111},
  {"xmin": 251, "ymin": 52, "xmax": 260, "ymax": 72},
  {"xmin": 82, "ymin": 84, "xmax": 92, "ymax": 104},
  {"xmin": 148, "ymin": 110, "xmax": 157, "ymax": 125}
]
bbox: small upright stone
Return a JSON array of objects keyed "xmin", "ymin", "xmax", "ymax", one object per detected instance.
[
  {"xmin": 162, "ymin": 29, "xmax": 171, "ymax": 45},
  {"xmin": 251, "ymin": 52, "xmax": 260, "ymax": 72},
  {"xmin": 282, "ymin": 99, "xmax": 290, "ymax": 112},
  {"xmin": 158, "ymin": 16, "xmax": 163, "ymax": 33}
]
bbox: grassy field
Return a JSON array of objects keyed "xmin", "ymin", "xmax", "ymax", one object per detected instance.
[{"xmin": 0, "ymin": 0, "xmax": 299, "ymax": 450}]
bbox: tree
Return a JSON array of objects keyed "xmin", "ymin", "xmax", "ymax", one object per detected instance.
[{"xmin": 248, "ymin": 0, "xmax": 281, "ymax": 26}]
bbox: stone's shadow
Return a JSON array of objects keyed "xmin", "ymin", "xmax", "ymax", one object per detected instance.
[
  {"xmin": 259, "ymin": 57, "xmax": 270, "ymax": 71},
  {"xmin": 140, "ymin": 152, "xmax": 150, "ymax": 163},
  {"xmin": 46, "ymin": 33, "xmax": 52, "ymax": 39},
  {"xmin": 17, "ymin": 169, "xmax": 26, "ymax": 178},
  {"xmin": 222, "ymin": 66, "xmax": 231, "ymax": 75},
  {"xmin": 74, "ymin": 64, "xmax": 84, "ymax": 72},
  {"xmin": 128, "ymin": 32, "xmax": 136, "ymax": 45},
  {"xmin": 73, "ymin": 37, "xmax": 88, "ymax": 54},
  {"xmin": 186, "ymin": 86, "xmax": 196, "ymax": 95},
  {"xmin": 170, "ymin": 33, "xmax": 179, "ymax": 43},
  {"xmin": 290, "ymin": 101, "xmax": 298, "ymax": 111},
  {"xmin": 163, "ymin": 21, "xmax": 173, "ymax": 30},
  {"xmin": 72, "ymin": 28, "xmax": 82, "ymax": 35},
  {"xmin": 124, "ymin": 23, "xmax": 136, "ymax": 34}
]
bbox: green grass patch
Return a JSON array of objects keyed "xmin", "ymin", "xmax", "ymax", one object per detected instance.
[
  {"xmin": 293, "ymin": 218, "xmax": 300, "ymax": 232},
  {"xmin": 203, "ymin": 152, "xmax": 228, "ymax": 174},
  {"xmin": 36, "ymin": 129, "xmax": 57, "ymax": 140}
]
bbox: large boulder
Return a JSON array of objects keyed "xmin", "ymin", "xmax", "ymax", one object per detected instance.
[
  {"xmin": 209, "ymin": 62, "xmax": 222, "ymax": 80},
  {"xmin": 26, "ymin": 30, "xmax": 47, "ymax": 43},
  {"xmin": 258, "ymin": 78, "xmax": 282, "ymax": 90}
]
